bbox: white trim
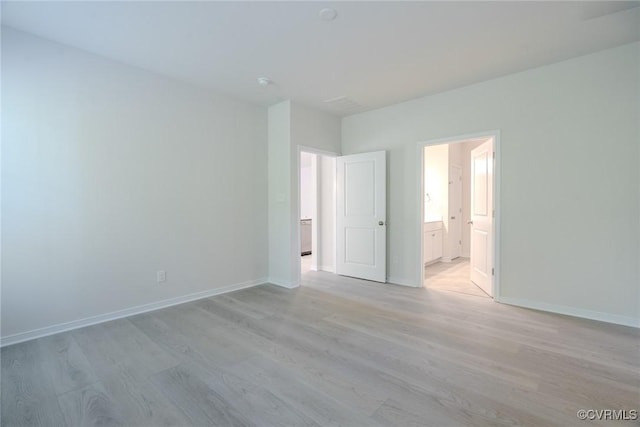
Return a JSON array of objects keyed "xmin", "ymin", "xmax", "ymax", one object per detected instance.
[
  {"xmin": 499, "ymin": 296, "xmax": 640, "ymax": 328},
  {"xmin": 387, "ymin": 276, "xmax": 421, "ymax": 288},
  {"xmin": 0, "ymin": 278, "xmax": 267, "ymax": 348},
  {"xmin": 493, "ymin": 133, "xmax": 502, "ymax": 300},
  {"xmin": 417, "ymin": 130, "xmax": 501, "ymax": 300},
  {"xmin": 318, "ymin": 265, "xmax": 335, "ymax": 273},
  {"xmin": 269, "ymin": 277, "xmax": 300, "ymax": 289},
  {"xmin": 311, "ymin": 154, "xmax": 319, "ymax": 271},
  {"xmin": 298, "ymin": 145, "xmax": 340, "ymax": 158}
]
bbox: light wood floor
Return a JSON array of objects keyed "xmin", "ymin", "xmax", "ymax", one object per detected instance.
[
  {"xmin": 301, "ymin": 254, "xmax": 312, "ymax": 274},
  {"xmin": 425, "ymin": 258, "xmax": 489, "ymax": 298},
  {"xmin": 2, "ymin": 270, "xmax": 639, "ymax": 426}
]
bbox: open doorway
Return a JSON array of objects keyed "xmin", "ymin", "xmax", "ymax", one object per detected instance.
[
  {"xmin": 419, "ymin": 132, "xmax": 500, "ymax": 298},
  {"xmin": 298, "ymin": 148, "xmax": 337, "ymax": 280},
  {"xmin": 299, "ymin": 152, "xmax": 316, "ymax": 274}
]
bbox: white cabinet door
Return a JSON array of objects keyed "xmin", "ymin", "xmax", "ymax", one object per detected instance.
[
  {"xmin": 336, "ymin": 151, "xmax": 386, "ymax": 282},
  {"xmin": 423, "ymin": 232, "xmax": 433, "ymax": 263},
  {"xmin": 424, "ymin": 228, "xmax": 443, "ymax": 264},
  {"xmin": 433, "ymin": 230, "xmax": 443, "ymax": 260}
]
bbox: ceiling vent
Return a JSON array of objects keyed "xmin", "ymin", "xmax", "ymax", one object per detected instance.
[{"xmin": 323, "ymin": 96, "xmax": 364, "ymax": 113}]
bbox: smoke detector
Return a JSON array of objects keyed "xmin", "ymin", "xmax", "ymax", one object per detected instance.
[
  {"xmin": 319, "ymin": 8, "xmax": 338, "ymax": 21},
  {"xmin": 257, "ymin": 77, "xmax": 272, "ymax": 87}
]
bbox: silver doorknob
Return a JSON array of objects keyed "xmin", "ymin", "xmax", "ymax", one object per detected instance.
[
  {"xmin": 378, "ymin": 221, "xmax": 384, "ymax": 226},
  {"xmin": 467, "ymin": 220, "xmax": 473, "ymax": 225}
]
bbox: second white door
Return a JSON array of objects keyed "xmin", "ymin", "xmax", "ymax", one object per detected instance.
[
  {"xmin": 336, "ymin": 151, "xmax": 386, "ymax": 282},
  {"xmin": 470, "ymin": 139, "xmax": 494, "ymax": 296}
]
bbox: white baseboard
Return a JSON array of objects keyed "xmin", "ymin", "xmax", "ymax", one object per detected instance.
[
  {"xmin": 268, "ymin": 278, "xmax": 300, "ymax": 289},
  {"xmin": 0, "ymin": 277, "xmax": 267, "ymax": 348},
  {"xmin": 498, "ymin": 296, "xmax": 640, "ymax": 328},
  {"xmin": 319, "ymin": 265, "xmax": 335, "ymax": 273},
  {"xmin": 387, "ymin": 276, "xmax": 421, "ymax": 288}
]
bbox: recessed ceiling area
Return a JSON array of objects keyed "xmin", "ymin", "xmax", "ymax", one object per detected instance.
[{"xmin": 2, "ymin": 1, "xmax": 639, "ymax": 116}]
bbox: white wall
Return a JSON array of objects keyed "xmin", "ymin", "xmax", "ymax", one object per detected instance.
[
  {"xmin": 1, "ymin": 28, "xmax": 269, "ymax": 340},
  {"xmin": 308, "ymin": 154, "xmax": 318, "ymax": 270},
  {"xmin": 268, "ymin": 101, "xmax": 341, "ymax": 287},
  {"xmin": 318, "ymin": 155, "xmax": 336, "ymax": 272},
  {"xmin": 300, "ymin": 153, "xmax": 315, "ymax": 220},
  {"xmin": 291, "ymin": 104, "xmax": 342, "ymax": 155},
  {"xmin": 343, "ymin": 42, "xmax": 640, "ymax": 326},
  {"xmin": 267, "ymin": 101, "xmax": 294, "ymax": 287},
  {"xmin": 424, "ymin": 144, "xmax": 448, "ymax": 222},
  {"xmin": 448, "ymin": 142, "xmax": 462, "ymax": 168}
]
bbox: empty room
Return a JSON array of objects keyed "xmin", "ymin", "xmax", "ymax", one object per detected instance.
[{"xmin": 1, "ymin": 1, "xmax": 639, "ymax": 426}]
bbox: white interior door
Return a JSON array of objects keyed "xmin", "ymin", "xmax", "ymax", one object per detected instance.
[
  {"xmin": 470, "ymin": 140, "xmax": 493, "ymax": 296},
  {"xmin": 449, "ymin": 164, "xmax": 462, "ymax": 260},
  {"xmin": 336, "ymin": 151, "xmax": 386, "ymax": 282}
]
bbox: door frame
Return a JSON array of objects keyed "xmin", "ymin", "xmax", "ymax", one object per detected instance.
[
  {"xmin": 416, "ymin": 130, "xmax": 502, "ymax": 300},
  {"xmin": 296, "ymin": 145, "xmax": 338, "ymax": 286}
]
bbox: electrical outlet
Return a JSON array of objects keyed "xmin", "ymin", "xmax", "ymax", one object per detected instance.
[{"xmin": 157, "ymin": 270, "xmax": 166, "ymax": 283}]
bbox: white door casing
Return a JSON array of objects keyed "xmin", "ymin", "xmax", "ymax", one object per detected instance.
[
  {"xmin": 336, "ymin": 151, "xmax": 386, "ymax": 282},
  {"xmin": 449, "ymin": 164, "xmax": 462, "ymax": 260},
  {"xmin": 470, "ymin": 140, "xmax": 494, "ymax": 296}
]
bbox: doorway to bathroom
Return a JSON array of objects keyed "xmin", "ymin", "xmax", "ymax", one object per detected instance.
[{"xmin": 419, "ymin": 132, "xmax": 500, "ymax": 298}]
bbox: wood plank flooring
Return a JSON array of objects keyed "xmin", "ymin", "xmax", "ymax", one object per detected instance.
[
  {"xmin": 425, "ymin": 258, "xmax": 488, "ymax": 298},
  {"xmin": 2, "ymin": 270, "xmax": 639, "ymax": 426}
]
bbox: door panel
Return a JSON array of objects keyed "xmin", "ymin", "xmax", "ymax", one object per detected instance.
[
  {"xmin": 470, "ymin": 140, "xmax": 493, "ymax": 296},
  {"xmin": 345, "ymin": 228, "xmax": 376, "ymax": 265},
  {"xmin": 336, "ymin": 151, "xmax": 386, "ymax": 282},
  {"xmin": 473, "ymin": 153, "xmax": 488, "ymax": 215},
  {"xmin": 471, "ymin": 229, "xmax": 488, "ymax": 274},
  {"xmin": 345, "ymin": 162, "xmax": 375, "ymax": 216}
]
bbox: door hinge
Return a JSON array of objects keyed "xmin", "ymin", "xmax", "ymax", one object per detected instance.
[
  {"xmin": 493, "ymin": 151, "xmax": 495, "ymax": 159},
  {"xmin": 492, "ymin": 210, "xmax": 495, "ymax": 218},
  {"xmin": 459, "ymin": 240, "xmax": 462, "ymax": 245},
  {"xmin": 492, "ymin": 268, "xmax": 495, "ymax": 276}
]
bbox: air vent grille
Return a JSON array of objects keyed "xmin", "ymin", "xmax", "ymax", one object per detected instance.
[{"xmin": 323, "ymin": 96, "xmax": 364, "ymax": 113}]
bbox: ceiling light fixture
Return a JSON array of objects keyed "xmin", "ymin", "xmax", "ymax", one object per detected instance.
[{"xmin": 319, "ymin": 8, "xmax": 338, "ymax": 22}]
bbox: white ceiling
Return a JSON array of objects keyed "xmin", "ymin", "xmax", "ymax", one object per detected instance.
[{"xmin": 2, "ymin": 1, "xmax": 639, "ymax": 116}]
